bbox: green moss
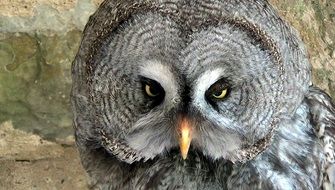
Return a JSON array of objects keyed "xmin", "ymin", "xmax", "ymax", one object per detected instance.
[
  {"xmin": 328, "ymin": 79, "xmax": 335, "ymax": 99},
  {"xmin": 294, "ymin": 0, "xmax": 307, "ymax": 17},
  {"xmin": 313, "ymin": 69, "xmax": 332, "ymax": 84},
  {"xmin": 0, "ymin": 30, "xmax": 81, "ymax": 140}
]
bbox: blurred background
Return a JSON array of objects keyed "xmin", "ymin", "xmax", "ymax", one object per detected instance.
[{"xmin": 0, "ymin": 0, "xmax": 334, "ymax": 189}]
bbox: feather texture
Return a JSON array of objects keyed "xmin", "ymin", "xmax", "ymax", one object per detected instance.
[
  {"xmin": 306, "ymin": 86, "xmax": 335, "ymax": 190},
  {"xmin": 71, "ymin": 0, "xmax": 334, "ymax": 189}
]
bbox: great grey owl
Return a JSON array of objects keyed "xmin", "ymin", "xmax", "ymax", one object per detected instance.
[{"xmin": 71, "ymin": 0, "xmax": 335, "ymax": 189}]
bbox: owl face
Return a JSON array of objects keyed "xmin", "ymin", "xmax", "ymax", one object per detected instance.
[{"xmin": 90, "ymin": 11, "xmax": 302, "ymax": 163}]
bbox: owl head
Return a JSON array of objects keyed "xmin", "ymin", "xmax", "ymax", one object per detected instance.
[{"xmin": 72, "ymin": 0, "xmax": 311, "ymax": 164}]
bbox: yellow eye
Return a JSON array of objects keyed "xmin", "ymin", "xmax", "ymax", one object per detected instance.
[
  {"xmin": 145, "ymin": 84, "xmax": 159, "ymax": 97},
  {"xmin": 212, "ymin": 88, "xmax": 228, "ymax": 99}
]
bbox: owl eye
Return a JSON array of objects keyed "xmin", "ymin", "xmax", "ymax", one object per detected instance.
[
  {"xmin": 205, "ymin": 78, "xmax": 230, "ymax": 102},
  {"xmin": 140, "ymin": 77, "xmax": 165, "ymax": 103},
  {"xmin": 145, "ymin": 84, "xmax": 159, "ymax": 97},
  {"xmin": 212, "ymin": 88, "xmax": 228, "ymax": 99}
]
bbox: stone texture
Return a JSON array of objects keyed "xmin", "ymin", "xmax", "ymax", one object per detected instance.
[
  {"xmin": 0, "ymin": 31, "xmax": 81, "ymax": 139},
  {"xmin": 0, "ymin": 121, "xmax": 64, "ymax": 161},
  {"xmin": 270, "ymin": 0, "xmax": 335, "ymax": 99},
  {"xmin": 0, "ymin": 121, "xmax": 88, "ymax": 189},
  {"xmin": 0, "ymin": 150, "xmax": 88, "ymax": 190},
  {"xmin": 0, "ymin": 0, "xmax": 98, "ymax": 33},
  {"xmin": 0, "ymin": 0, "xmax": 104, "ymax": 140},
  {"xmin": 0, "ymin": 153, "xmax": 88, "ymax": 190},
  {"xmin": 93, "ymin": 0, "xmax": 103, "ymax": 7},
  {"xmin": 0, "ymin": 0, "xmax": 77, "ymax": 17}
]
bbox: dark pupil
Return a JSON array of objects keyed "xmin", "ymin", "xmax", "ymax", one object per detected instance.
[
  {"xmin": 140, "ymin": 76, "xmax": 165, "ymax": 99},
  {"xmin": 206, "ymin": 78, "xmax": 229, "ymax": 99},
  {"xmin": 213, "ymin": 89, "xmax": 222, "ymax": 97},
  {"xmin": 211, "ymin": 84, "xmax": 224, "ymax": 95},
  {"xmin": 149, "ymin": 84, "xmax": 160, "ymax": 96}
]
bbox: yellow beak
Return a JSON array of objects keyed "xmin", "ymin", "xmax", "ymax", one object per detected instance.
[{"xmin": 179, "ymin": 117, "xmax": 192, "ymax": 160}]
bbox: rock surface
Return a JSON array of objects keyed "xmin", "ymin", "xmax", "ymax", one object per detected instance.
[
  {"xmin": 0, "ymin": 121, "xmax": 64, "ymax": 160},
  {"xmin": 0, "ymin": 147, "xmax": 88, "ymax": 190},
  {"xmin": 270, "ymin": 0, "xmax": 335, "ymax": 98},
  {"xmin": 0, "ymin": 121, "xmax": 88, "ymax": 189}
]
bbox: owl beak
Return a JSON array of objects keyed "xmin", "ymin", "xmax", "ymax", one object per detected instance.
[{"xmin": 178, "ymin": 117, "xmax": 192, "ymax": 160}]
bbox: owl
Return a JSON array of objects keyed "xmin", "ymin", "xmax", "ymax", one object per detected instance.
[{"xmin": 71, "ymin": 0, "xmax": 335, "ymax": 189}]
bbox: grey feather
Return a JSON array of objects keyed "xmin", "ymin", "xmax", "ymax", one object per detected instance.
[
  {"xmin": 71, "ymin": 0, "xmax": 334, "ymax": 189},
  {"xmin": 306, "ymin": 86, "xmax": 335, "ymax": 190}
]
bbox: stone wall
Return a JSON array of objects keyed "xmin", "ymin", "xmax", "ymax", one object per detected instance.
[
  {"xmin": 271, "ymin": 0, "xmax": 335, "ymax": 96},
  {"xmin": 0, "ymin": 0, "xmax": 334, "ymax": 141},
  {"xmin": 0, "ymin": 0, "xmax": 103, "ymax": 140}
]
